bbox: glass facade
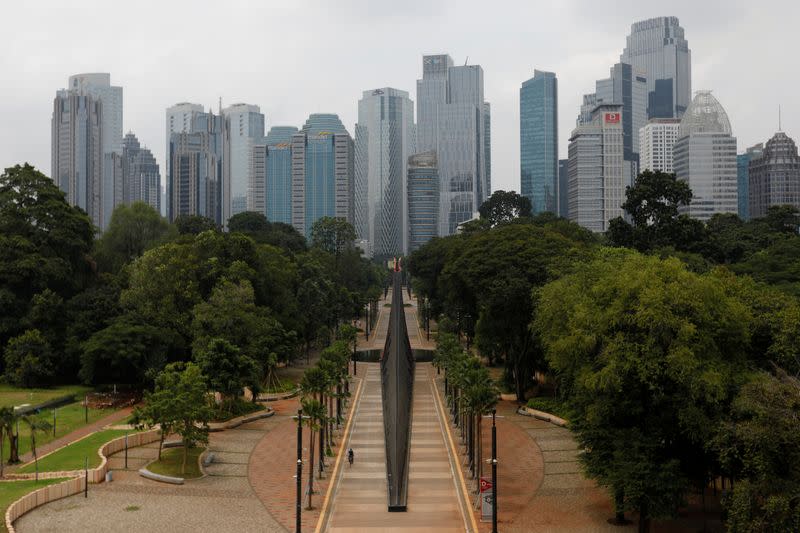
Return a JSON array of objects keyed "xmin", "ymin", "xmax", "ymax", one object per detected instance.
[
  {"xmin": 621, "ymin": 17, "xmax": 691, "ymax": 119},
  {"xmin": 558, "ymin": 159, "xmax": 569, "ymax": 218},
  {"xmin": 674, "ymin": 91, "xmax": 738, "ymax": 221},
  {"xmin": 407, "ymin": 151, "xmax": 439, "ymax": 252},
  {"xmin": 355, "ymin": 88, "xmax": 415, "ymax": 257},
  {"xmin": 223, "ymin": 104, "xmax": 265, "ymax": 219},
  {"xmin": 520, "ymin": 70, "xmax": 558, "ymax": 213}
]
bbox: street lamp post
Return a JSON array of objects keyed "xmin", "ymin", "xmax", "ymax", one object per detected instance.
[
  {"xmin": 294, "ymin": 409, "xmax": 309, "ymax": 533},
  {"xmin": 491, "ymin": 408, "xmax": 498, "ymax": 533}
]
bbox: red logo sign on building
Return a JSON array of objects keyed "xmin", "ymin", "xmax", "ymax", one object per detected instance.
[{"xmin": 604, "ymin": 112, "xmax": 620, "ymax": 124}]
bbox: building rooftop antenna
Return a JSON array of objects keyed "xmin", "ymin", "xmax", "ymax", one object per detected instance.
[
  {"xmin": 464, "ymin": 56, "xmax": 469, "ymax": 66},
  {"xmin": 778, "ymin": 104, "xmax": 782, "ymax": 132}
]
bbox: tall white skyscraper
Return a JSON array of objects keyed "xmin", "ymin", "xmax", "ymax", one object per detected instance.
[
  {"xmin": 222, "ymin": 103, "xmax": 265, "ymax": 217},
  {"xmin": 416, "ymin": 54, "xmax": 490, "ymax": 236},
  {"xmin": 355, "ymin": 88, "xmax": 415, "ymax": 257},
  {"xmin": 639, "ymin": 118, "xmax": 681, "ymax": 173},
  {"xmin": 621, "ymin": 17, "xmax": 691, "ymax": 119},
  {"xmin": 673, "ymin": 91, "xmax": 738, "ymax": 221},
  {"xmin": 62, "ymin": 73, "xmax": 123, "ymax": 230},
  {"xmin": 165, "ymin": 102, "xmax": 204, "ymax": 189},
  {"xmin": 568, "ymin": 104, "xmax": 625, "ymax": 232}
]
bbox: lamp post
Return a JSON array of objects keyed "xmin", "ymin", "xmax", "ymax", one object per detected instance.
[
  {"xmin": 491, "ymin": 409, "xmax": 498, "ymax": 533},
  {"xmin": 293, "ymin": 409, "xmax": 309, "ymax": 533}
]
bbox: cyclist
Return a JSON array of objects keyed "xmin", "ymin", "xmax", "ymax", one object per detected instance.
[{"xmin": 347, "ymin": 448, "xmax": 354, "ymax": 467}]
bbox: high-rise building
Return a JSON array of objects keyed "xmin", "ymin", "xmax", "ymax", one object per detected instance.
[
  {"xmin": 749, "ymin": 132, "xmax": 800, "ymax": 219},
  {"xmin": 67, "ymin": 74, "xmax": 123, "ymax": 230},
  {"xmin": 558, "ymin": 159, "xmax": 569, "ymax": 219},
  {"xmin": 222, "ymin": 103, "xmax": 265, "ymax": 217},
  {"xmin": 621, "ymin": 17, "xmax": 691, "ymax": 119},
  {"xmin": 416, "ymin": 54, "xmax": 490, "ymax": 236},
  {"xmin": 355, "ymin": 88, "xmax": 415, "ymax": 257},
  {"xmin": 407, "ymin": 151, "xmax": 439, "ymax": 253},
  {"xmin": 291, "ymin": 114, "xmax": 354, "ymax": 238},
  {"xmin": 122, "ymin": 132, "xmax": 161, "ymax": 213},
  {"xmin": 165, "ymin": 102, "xmax": 204, "ymax": 188},
  {"xmin": 596, "ymin": 63, "xmax": 646, "ymax": 170},
  {"xmin": 484, "ymin": 102, "xmax": 492, "ymax": 194},
  {"xmin": 568, "ymin": 104, "xmax": 625, "ymax": 232},
  {"xmin": 673, "ymin": 91, "xmax": 737, "ymax": 221},
  {"xmin": 168, "ymin": 110, "xmax": 230, "ymax": 224},
  {"xmin": 520, "ymin": 70, "xmax": 558, "ymax": 214},
  {"xmin": 249, "ymin": 126, "xmax": 298, "ymax": 225},
  {"xmin": 737, "ymin": 144, "xmax": 763, "ymax": 220},
  {"xmin": 52, "ymin": 90, "xmax": 104, "ymax": 228},
  {"xmin": 640, "ymin": 118, "xmax": 681, "ymax": 173}
]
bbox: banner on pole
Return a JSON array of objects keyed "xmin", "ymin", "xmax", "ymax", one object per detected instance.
[{"xmin": 480, "ymin": 477, "xmax": 493, "ymax": 522}]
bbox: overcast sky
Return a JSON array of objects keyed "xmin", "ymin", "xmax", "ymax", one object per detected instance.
[{"xmin": 1, "ymin": 0, "xmax": 797, "ymax": 194}]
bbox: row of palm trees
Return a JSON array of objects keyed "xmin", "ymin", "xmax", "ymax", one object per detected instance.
[
  {"xmin": 434, "ymin": 330, "xmax": 498, "ymax": 490},
  {"xmin": 0, "ymin": 406, "xmax": 53, "ymax": 479},
  {"xmin": 299, "ymin": 335, "xmax": 352, "ymax": 510}
]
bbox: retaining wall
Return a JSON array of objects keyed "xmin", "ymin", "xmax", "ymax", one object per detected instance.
[{"xmin": 5, "ymin": 429, "xmax": 161, "ymax": 532}]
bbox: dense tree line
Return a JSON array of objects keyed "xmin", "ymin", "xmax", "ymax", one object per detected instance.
[
  {"xmin": 0, "ymin": 164, "xmax": 385, "ymax": 392},
  {"xmin": 410, "ymin": 180, "xmax": 800, "ymax": 531}
]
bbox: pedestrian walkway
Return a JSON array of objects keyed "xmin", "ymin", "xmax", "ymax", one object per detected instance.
[
  {"xmin": 324, "ymin": 363, "xmax": 468, "ymax": 532},
  {"xmin": 360, "ymin": 288, "xmax": 434, "ymax": 352}
]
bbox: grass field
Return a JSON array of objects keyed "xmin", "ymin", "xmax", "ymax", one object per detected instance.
[
  {"xmin": 0, "ymin": 384, "xmax": 92, "ymax": 408},
  {"xmin": 2, "ymin": 401, "xmax": 117, "ymax": 463},
  {"xmin": 526, "ymin": 396, "xmax": 572, "ymax": 421},
  {"xmin": 146, "ymin": 447, "xmax": 204, "ymax": 479},
  {"xmin": 18, "ymin": 429, "xmax": 131, "ymax": 473},
  {"xmin": 0, "ymin": 478, "xmax": 67, "ymax": 532}
]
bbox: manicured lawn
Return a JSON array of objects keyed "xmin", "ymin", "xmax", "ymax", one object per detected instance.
[
  {"xmin": 0, "ymin": 478, "xmax": 67, "ymax": 533},
  {"xmin": 147, "ymin": 447, "xmax": 204, "ymax": 479},
  {"xmin": 3, "ymin": 402, "xmax": 116, "ymax": 463},
  {"xmin": 0, "ymin": 384, "xmax": 92, "ymax": 408},
  {"xmin": 18, "ymin": 429, "xmax": 131, "ymax": 473}
]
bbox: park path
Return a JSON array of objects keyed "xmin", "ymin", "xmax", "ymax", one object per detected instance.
[
  {"xmin": 359, "ymin": 287, "xmax": 434, "ymax": 353},
  {"xmin": 9, "ymin": 406, "xmax": 133, "ymax": 470},
  {"xmin": 14, "ymin": 409, "xmax": 286, "ymax": 532}
]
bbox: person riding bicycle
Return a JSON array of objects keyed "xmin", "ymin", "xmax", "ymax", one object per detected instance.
[{"xmin": 347, "ymin": 448, "xmax": 354, "ymax": 467}]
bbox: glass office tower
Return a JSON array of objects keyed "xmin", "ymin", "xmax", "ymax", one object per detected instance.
[{"xmin": 520, "ymin": 70, "xmax": 558, "ymax": 213}]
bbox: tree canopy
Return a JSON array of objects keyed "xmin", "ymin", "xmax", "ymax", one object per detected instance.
[{"xmin": 478, "ymin": 189, "xmax": 532, "ymax": 226}]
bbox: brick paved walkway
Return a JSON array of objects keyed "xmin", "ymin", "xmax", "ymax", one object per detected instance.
[{"xmin": 249, "ymin": 387, "xmax": 360, "ymax": 532}]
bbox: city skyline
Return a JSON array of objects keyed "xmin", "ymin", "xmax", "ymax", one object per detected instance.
[{"xmin": 2, "ymin": 1, "xmax": 797, "ymax": 198}]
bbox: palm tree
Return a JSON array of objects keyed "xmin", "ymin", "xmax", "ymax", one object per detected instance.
[
  {"xmin": 301, "ymin": 397, "xmax": 325, "ymax": 510},
  {"xmin": 0, "ymin": 406, "xmax": 21, "ymax": 467},
  {"xmin": 22, "ymin": 415, "xmax": 52, "ymax": 481},
  {"xmin": 302, "ymin": 366, "xmax": 330, "ymax": 475}
]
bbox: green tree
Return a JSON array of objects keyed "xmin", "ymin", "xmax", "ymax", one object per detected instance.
[
  {"xmin": 4, "ymin": 329, "xmax": 55, "ymax": 387},
  {"xmin": 715, "ymin": 370, "xmax": 800, "ymax": 532},
  {"xmin": 310, "ymin": 216, "xmax": 356, "ymax": 258},
  {"xmin": 535, "ymin": 249, "xmax": 751, "ymax": 531},
  {"xmin": 79, "ymin": 317, "xmax": 178, "ymax": 385},
  {"xmin": 193, "ymin": 338, "xmax": 258, "ymax": 413},
  {"xmin": 478, "ymin": 189, "xmax": 532, "ymax": 226},
  {"xmin": 607, "ymin": 170, "xmax": 707, "ymax": 253},
  {"xmin": 22, "ymin": 414, "xmax": 51, "ymax": 480},
  {"xmin": 301, "ymin": 397, "xmax": 325, "ymax": 509},
  {"xmin": 0, "ymin": 164, "xmax": 93, "ymax": 355},
  {"xmin": 135, "ymin": 362, "xmax": 213, "ymax": 474},
  {"xmin": 174, "ymin": 214, "xmax": 218, "ymax": 235},
  {"xmin": 0, "ymin": 406, "xmax": 21, "ymax": 467},
  {"xmin": 95, "ymin": 201, "xmax": 174, "ymax": 272},
  {"xmin": 731, "ymin": 237, "xmax": 800, "ymax": 298},
  {"xmin": 228, "ymin": 211, "xmax": 270, "ymax": 233}
]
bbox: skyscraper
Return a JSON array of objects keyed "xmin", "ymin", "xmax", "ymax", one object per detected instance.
[
  {"xmin": 166, "ymin": 102, "xmax": 204, "ymax": 184},
  {"xmin": 568, "ymin": 104, "xmax": 625, "ymax": 232},
  {"xmin": 249, "ymin": 126, "xmax": 298, "ymax": 225},
  {"xmin": 416, "ymin": 54, "xmax": 490, "ymax": 236},
  {"xmin": 737, "ymin": 144, "xmax": 763, "ymax": 220},
  {"xmin": 407, "ymin": 151, "xmax": 439, "ymax": 253},
  {"xmin": 222, "ymin": 103, "xmax": 265, "ymax": 217},
  {"xmin": 168, "ymin": 109, "xmax": 230, "ymax": 224},
  {"xmin": 52, "ymin": 90, "xmax": 104, "ymax": 228},
  {"xmin": 621, "ymin": 17, "xmax": 691, "ymax": 119},
  {"xmin": 640, "ymin": 118, "xmax": 681, "ymax": 173},
  {"xmin": 748, "ymin": 132, "xmax": 800, "ymax": 219},
  {"xmin": 673, "ymin": 91, "xmax": 737, "ymax": 221},
  {"xmin": 291, "ymin": 114, "xmax": 354, "ymax": 238},
  {"xmin": 122, "ymin": 132, "xmax": 161, "ymax": 213},
  {"xmin": 520, "ymin": 70, "xmax": 558, "ymax": 213},
  {"xmin": 67, "ymin": 74, "xmax": 123, "ymax": 230},
  {"xmin": 558, "ymin": 159, "xmax": 569, "ymax": 219},
  {"xmin": 596, "ymin": 63, "xmax": 646, "ymax": 171},
  {"xmin": 355, "ymin": 88, "xmax": 415, "ymax": 257}
]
